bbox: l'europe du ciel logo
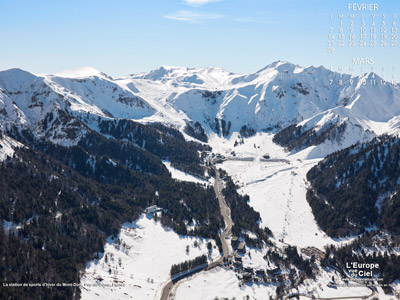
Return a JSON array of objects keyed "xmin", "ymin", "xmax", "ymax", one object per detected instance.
[{"xmin": 345, "ymin": 262, "xmax": 380, "ymax": 278}]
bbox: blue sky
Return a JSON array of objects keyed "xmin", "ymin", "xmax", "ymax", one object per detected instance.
[{"xmin": 0, "ymin": 0, "xmax": 398, "ymax": 76}]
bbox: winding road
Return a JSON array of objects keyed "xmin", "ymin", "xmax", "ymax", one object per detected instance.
[
  {"xmin": 159, "ymin": 168, "xmax": 233, "ymax": 300},
  {"xmin": 214, "ymin": 168, "xmax": 233, "ymax": 260}
]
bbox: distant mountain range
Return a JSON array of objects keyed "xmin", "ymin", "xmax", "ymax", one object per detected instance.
[{"xmin": 1, "ymin": 61, "xmax": 400, "ymax": 160}]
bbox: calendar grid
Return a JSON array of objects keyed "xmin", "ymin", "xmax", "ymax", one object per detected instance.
[{"xmin": 327, "ymin": 4, "xmax": 398, "ymax": 85}]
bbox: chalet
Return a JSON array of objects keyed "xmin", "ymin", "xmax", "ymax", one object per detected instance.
[
  {"xmin": 144, "ymin": 205, "xmax": 162, "ymax": 215},
  {"xmin": 215, "ymin": 154, "xmax": 225, "ymax": 160},
  {"xmin": 231, "ymin": 237, "xmax": 239, "ymax": 249},
  {"xmin": 242, "ymin": 272, "xmax": 252, "ymax": 282},
  {"xmin": 327, "ymin": 281, "xmax": 336, "ymax": 288},
  {"xmin": 233, "ymin": 261, "xmax": 242, "ymax": 269},
  {"xmin": 255, "ymin": 269, "xmax": 266, "ymax": 278},
  {"xmin": 234, "ymin": 255, "xmax": 242, "ymax": 263},
  {"xmin": 244, "ymin": 266, "xmax": 253, "ymax": 274},
  {"xmin": 254, "ymin": 277, "xmax": 263, "ymax": 283},
  {"xmin": 237, "ymin": 242, "xmax": 246, "ymax": 254},
  {"xmin": 267, "ymin": 266, "xmax": 281, "ymax": 276}
]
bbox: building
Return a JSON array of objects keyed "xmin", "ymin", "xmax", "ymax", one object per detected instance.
[
  {"xmin": 233, "ymin": 261, "xmax": 242, "ymax": 269},
  {"xmin": 327, "ymin": 281, "xmax": 336, "ymax": 288},
  {"xmin": 234, "ymin": 255, "xmax": 242, "ymax": 263},
  {"xmin": 267, "ymin": 266, "xmax": 281, "ymax": 276},
  {"xmin": 231, "ymin": 237, "xmax": 239, "ymax": 249},
  {"xmin": 237, "ymin": 242, "xmax": 246, "ymax": 254},
  {"xmin": 242, "ymin": 272, "xmax": 252, "ymax": 282},
  {"xmin": 255, "ymin": 269, "xmax": 266, "ymax": 278},
  {"xmin": 144, "ymin": 205, "xmax": 162, "ymax": 215}
]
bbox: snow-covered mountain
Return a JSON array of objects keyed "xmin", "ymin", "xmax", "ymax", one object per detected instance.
[{"xmin": 1, "ymin": 61, "xmax": 400, "ymax": 158}]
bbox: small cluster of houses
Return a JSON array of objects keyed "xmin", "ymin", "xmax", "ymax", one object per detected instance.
[
  {"xmin": 232, "ymin": 255, "xmax": 283, "ymax": 283},
  {"xmin": 229, "ymin": 236, "xmax": 287, "ymax": 283},
  {"xmin": 212, "ymin": 153, "xmax": 226, "ymax": 164}
]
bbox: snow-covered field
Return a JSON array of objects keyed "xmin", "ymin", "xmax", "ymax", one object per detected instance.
[
  {"xmin": 174, "ymin": 267, "xmax": 276, "ymax": 300},
  {"xmin": 295, "ymin": 269, "xmax": 372, "ymax": 299},
  {"xmin": 80, "ymin": 214, "xmax": 218, "ymax": 300}
]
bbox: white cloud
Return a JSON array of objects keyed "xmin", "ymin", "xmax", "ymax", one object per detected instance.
[
  {"xmin": 183, "ymin": 0, "xmax": 221, "ymax": 6},
  {"xmin": 165, "ymin": 10, "xmax": 223, "ymax": 23}
]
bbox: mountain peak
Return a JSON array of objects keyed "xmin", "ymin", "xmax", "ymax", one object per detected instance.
[
  {"xmin": 0, "ymin": 68, "xmax": 39, "ymax": 92},
  {"xmin": 257, "ymin": 61, "xmax": 300, "ymax": 74},
  {"xmin": 0, "ymin": 68, "xmax": 38, "ymax": 81},
  {"xmin": 54, "ymin": 67, "xmax": 112, "ymax": 80},
  {"xmin": 132, "ymin": 65, "xmax": 232, "ymax": 81}
]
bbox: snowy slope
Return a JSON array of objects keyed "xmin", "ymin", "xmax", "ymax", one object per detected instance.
[
  {"xmin": 0, "ymin": 134, "xmax": 24, "ymax": 161},
  {"xmin": 0, "ymin": 68, "xmax": 156, "ymax": 141},
  {"xmin": 49, "ymin": 71, "xmax": 155, "ymax": 120}
]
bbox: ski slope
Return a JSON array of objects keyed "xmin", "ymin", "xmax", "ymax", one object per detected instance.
[
  {"xmin": 81, "ymin": 214, "xmax": 218, "ymax": 300},
  {"xmin": 162, "ymin": 161, "xmax": 208, "ymax": 185},
  {"xmin": 209, "ymin": 132, "xmax": 356, "ymax": 249}
]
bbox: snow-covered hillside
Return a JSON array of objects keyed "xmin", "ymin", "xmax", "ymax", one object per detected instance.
[
  {"xmin": 81, "ymin": 215, "xmax": 218, "ymax": 300},
  {"xmin": 162, "ymin": 161, "xmax": 209, "ymax": 185},
  {"xmin": 0, "ymin": 134, "xmax": 23, "ymax": 161}
]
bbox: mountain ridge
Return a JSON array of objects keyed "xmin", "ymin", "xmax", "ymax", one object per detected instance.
[{"xmin": 1, "ymin": 61, "xmax": 400, "ymax": 160}]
